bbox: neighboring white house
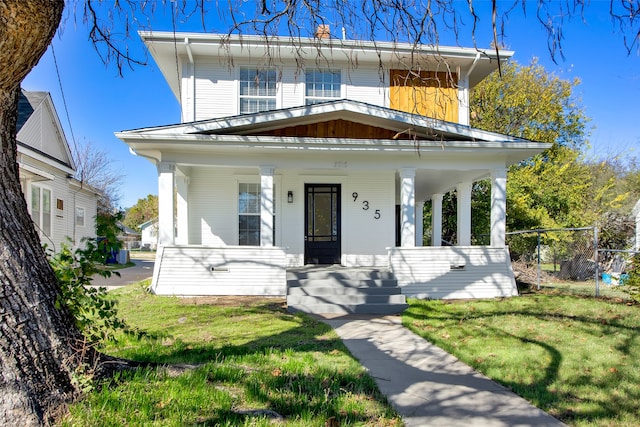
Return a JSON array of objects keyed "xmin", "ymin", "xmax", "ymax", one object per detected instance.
[
  {"xmin": 139, "ymin": 219, "xmax": 158, "ymax": 250},
  {"xmin": 17, "ymin": 89, "xmax": 99, "ymax": 252},
  {"xmin": 116, "ymin": 31, "xmax": 550, "ymax": 300}
]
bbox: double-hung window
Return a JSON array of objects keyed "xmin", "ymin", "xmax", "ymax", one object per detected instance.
[
  {"xmin": 305, "ymin": 69, "xmax": 341, "ymax": 105},
  {"xmin": 31, "ymin": 185, "xmax": 51, "ymax": 236},
  {"xmin": 239, "ymin": 67, "xmax": 277, "ymax": 114},
  {"xmin": 238, "ymin": 183, "xmax": 276, "ymax": 246},
  {"xmin": 75, "ymin": 207, "xmax": 85, "ymax": 227},
  {"xmin": 238, "ymin": 183, "xmax": 261, "ymax": 245}
]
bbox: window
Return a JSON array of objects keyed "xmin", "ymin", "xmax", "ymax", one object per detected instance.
[
  {"xmin": 31, "ymin": 185, "xmax": 51, "ymax": 236},
  {"xmin": 238, "ymin": 183, "xmax": 260, "ymax": 245},
  {"xmin": 305, "ymin": 69, "xmax": 341, "ymax": 105},
  {"xmin": 239, "ymin": 67, "xmax": 277, "ymax": 114},
  {"xmin": 75, "ymin": 207, "xmax": 85, "ymax": 227},
  {"xmin": 238, "ymin": 183, "xmax": 276, "ymax": 246}
]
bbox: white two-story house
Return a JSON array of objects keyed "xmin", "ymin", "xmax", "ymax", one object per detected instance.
[
  {"xmin": 18, "ymin": 90, "xmax": 99, "ymax": 253},
  {"xmin": 116, "ymin": 30, "xmax": 549, "ymax": 308}
]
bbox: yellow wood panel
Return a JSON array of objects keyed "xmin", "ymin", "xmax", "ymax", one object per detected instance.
[{"xmin": 389, "ymin": 70, "xmax": 458, "ymax": 122}]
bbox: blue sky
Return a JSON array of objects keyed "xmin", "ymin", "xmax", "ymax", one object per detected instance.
[{"xmin": 22, "ymin": 1, "xmax": 639, "ymax": 209}]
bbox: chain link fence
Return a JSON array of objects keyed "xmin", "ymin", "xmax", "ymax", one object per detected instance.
[{"xmin": 505, "ymin": 227, "xmax": 638, "ymax": 300}]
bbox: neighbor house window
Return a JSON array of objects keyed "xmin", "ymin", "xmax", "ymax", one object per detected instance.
[
  {"xmin": 31, "ymin": 185, "xmax": 51, "ymax": 236},
  {"xmin": 75, "ymin": 207, "xmax": 85, "ymax": 227},
  {"xmin": 239, "ymin": 67, "xmax": 277, "ymax": 114},
  {"xmin": 238, "ymin": 183, "xmax": 276, "ymax": 246},
  {"xmin": 305, "ymin": 69, "xmax": 341, "ymax": 105}
]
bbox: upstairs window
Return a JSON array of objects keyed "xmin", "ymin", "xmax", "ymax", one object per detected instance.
[
  {"xmin": 239, "ymin": 68, "xmax": 277, "ymax": 114},
  {"xmin": 305, "ymin": 69, "xmax": 341, "ymax": 105}
]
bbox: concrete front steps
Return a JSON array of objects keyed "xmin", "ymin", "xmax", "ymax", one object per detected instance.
[{"xmin": 286, "ymin": 267, "xmax": 408, "ymax": 315}]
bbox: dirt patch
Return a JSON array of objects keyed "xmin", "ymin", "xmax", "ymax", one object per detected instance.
[{"xmin": 178, "ymin": 296, "xmax": 286, "ymax": 307}]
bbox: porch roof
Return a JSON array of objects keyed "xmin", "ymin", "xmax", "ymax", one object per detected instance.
[
  {"xmin": 117, "ymin": 100, "xmax": 550, "ymax": 168},
  {"xmin": 118, "ymin": 102, "xmax": 550, "ymax": 196}
]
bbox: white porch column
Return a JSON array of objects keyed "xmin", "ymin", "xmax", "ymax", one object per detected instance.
[
  {"xmin": 175, "ymin": 174, "xmax": 189, "ymax": 245},
  {"xmin": 457, "ymin": 181, "xmax": 472, "ymax": 246},
  {"xmin": 415, "ymin": 200, "xmax": 425, "ymax": 246},
  {"xmin": 431, "ymin": 193, "xmax": 443, "ymax": 246},
  {"xmin": 399, "ymin": 168, "xmax": 416, "ymax": 247},
  {"xmin": 158, "ymin": 162, "xmax": 175, "ymax": 246},
  {"xmin": 491, "ymin": 168, "xmax": 507, "ymax": 247},
  {"xmin": 260, "ymin": 166, "xmax": 275, "ymax": 247}
]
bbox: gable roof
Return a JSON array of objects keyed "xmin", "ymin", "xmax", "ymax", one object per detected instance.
[
  {"xmin": 122, "ymin": 100, "xmax": 526, "ymax": 141},
  {"xmin": 17, "ymin": 89, "xmax": 76, "ymax": 172}
]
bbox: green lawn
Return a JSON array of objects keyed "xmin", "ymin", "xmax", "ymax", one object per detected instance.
[
  {"xmin": 60, "ymin": 282, "xmax": 401, "ymax": 427},
  {"xmin": 403, "ymin": 293, "xmax": 640, "ymax": 427}
]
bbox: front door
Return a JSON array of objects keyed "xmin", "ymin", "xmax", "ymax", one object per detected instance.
[{"xmin": 305, "ymin": 184, "xmax": 341, "ymax": 264}]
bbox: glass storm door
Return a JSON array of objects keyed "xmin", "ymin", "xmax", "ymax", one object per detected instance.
[{"xmin": 304, "ymin": 184, "xmax": 341, "ymax": 264}]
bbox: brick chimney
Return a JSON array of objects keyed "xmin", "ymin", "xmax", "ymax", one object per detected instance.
[{"xmin": 315, "ymin": 24, "xmax": 330, "ymax": 39}]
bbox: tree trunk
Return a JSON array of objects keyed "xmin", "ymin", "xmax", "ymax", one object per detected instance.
[{"xmin": 0, "ymin": 2, "xmax": 87, "ymax": 425}]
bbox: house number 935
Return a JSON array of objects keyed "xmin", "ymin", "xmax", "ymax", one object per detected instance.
[{"xmin": 352, "ymin": 192, "xmax": 381, "ymax": 219}]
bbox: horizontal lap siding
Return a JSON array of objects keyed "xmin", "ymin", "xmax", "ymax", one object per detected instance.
[
  {"xmin": 343, "ymin": 172, "xmax": 394, "ymax": 267},
  {"xmin": 195, "ymin": 61, "xmax": 237, "ymax": 119},
  {"xmin": 345, "ymin": 68, "xmax": 385, "ymax": 106},
  {"xmin": 390, "ymin": 247, "xmax": 517, "ymax": 299},
  {"xmin": 188, "ymin": 168, "xmax": 237, "ymax": 245},
  {"xmin": 153, "ymin": 246, "xmax": 287, "ymax": 296}
]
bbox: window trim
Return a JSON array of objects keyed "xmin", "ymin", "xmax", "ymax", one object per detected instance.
[
  {"xmin": 236, "ymin": 178, "xmax": 280, "ymax": 246},
  {"xmin": 304, "ymin": 68, "xmax": 343, "ymax": 105},
  {"xmin": 238, "ymin": 66, "xmax": 279, "ymax": 114},
  {"xmin": 75, "ymin": 206, "xmax": 86, "ymax": 227},
  {"xmin": 30, "ymin": 183, "xmax": 52, "ymax": 237}
]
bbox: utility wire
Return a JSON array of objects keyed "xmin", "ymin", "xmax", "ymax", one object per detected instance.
[{"xmin": 51, "ymin": 43, "xmax": 80, "ymax": 167}]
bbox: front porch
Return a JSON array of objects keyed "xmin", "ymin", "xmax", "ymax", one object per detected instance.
[{"xmin": 150, "ymin": 245, "xmax": 517, "ymax": 313}]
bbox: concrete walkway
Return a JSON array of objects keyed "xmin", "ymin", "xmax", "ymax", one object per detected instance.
[{"xmin": 321, "ymin": 315, "xmax": 566, "ymax": 427}]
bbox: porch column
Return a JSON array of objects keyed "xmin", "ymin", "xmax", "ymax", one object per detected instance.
[
  {"xmin": 175, "ymin": 174, "xmax": 189, "ymax": 245},
  {"xmin": 260, "ymin": 166, "xmax": 275, "ymax": 247},
  {"xmin": 399, "ymin": 168, "xmax": 416, "ymax": 247},
  {"xmin": 491, "ymin": 168, "xmax": 507, "ymax": 247},
  {"xmin": 158, "ymin": 162, "xmax": 175, "ymax": 246},
  {"xmin": 457, "ymin": 181, "xmax": 472, "ymax": 246},
  {"xmin": 431, "ymin": 193, "xmax": 443, "ymax": 246},
  {"xmin": 415, "ymin": 200, "xmax": 425, "ymax": 246}
]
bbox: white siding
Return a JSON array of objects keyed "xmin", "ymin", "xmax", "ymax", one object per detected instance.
[
  {"xmin": 344, "ymin": 67, "xmax": 385, "ymax": 107},
  {"xmin": 188, "ymin": 167, "xmax": 238, "ymax": 244},
  {"xmin": 190, "ymin": 59, "xmax": 390, "ymax": 119},
  {"xmin": 341, "ymin": 171, "xmax": 395, "ymax": 266},
  {"xmin": 281, "ymin": 65, "xmax": 303, "ymax": 108},
  {"xmin": 152, "ymin": 245, "xmax": 287, "ymax": 296},
  {"xmin": 17, "ymin": 108, "xmax": 42, "ymax": 149},
  {"xmin": 194, "ymin": 59, "xmax": 237, "ymax": 120},
  {"xmin": 389, "ymin": 246, "xmax": 518, "ymax": 299},
  {"xmin": 40, "ymin": 103, "xmax": 67, "ymax": 161},
  {"xmin": 19, "ymin": 156, "xmax": 97, "ymax": 252}
]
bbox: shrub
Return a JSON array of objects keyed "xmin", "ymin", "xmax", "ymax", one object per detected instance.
[
  {"xmin": 47, "ymin": 238, "xmax": 128, "ymax": 344},
  {"xmin": 621, "ymin": 254, "xmax": 640, "ymax": 303}
]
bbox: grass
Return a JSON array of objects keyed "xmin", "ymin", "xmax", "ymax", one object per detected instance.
[
  {"xmin": 60, "ymin": 282, "xmax": 401, "ymax": 426},
  {"xmin": 403, "ymin": 292, "xmax": 640, "ymax": 427}
]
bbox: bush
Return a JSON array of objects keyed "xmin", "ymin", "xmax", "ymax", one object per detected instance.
[
  {"xmin": 47, "ymin": 238, "xmax": 128, "ymax": 344},
  {"xmin": 621, "ymin": 254, "xmax": 640, "ymax": 303}
]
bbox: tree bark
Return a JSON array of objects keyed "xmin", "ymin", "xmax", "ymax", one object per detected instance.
[{"xmin": 0, "ymin": 1, "xmax": 86, "ymax": 426}]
